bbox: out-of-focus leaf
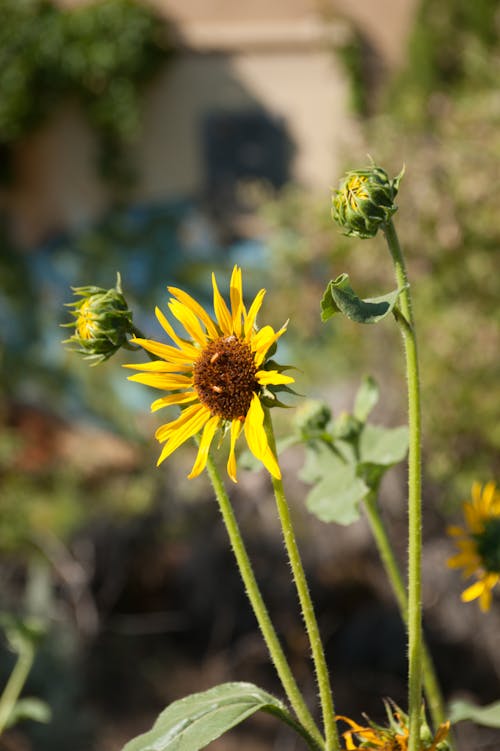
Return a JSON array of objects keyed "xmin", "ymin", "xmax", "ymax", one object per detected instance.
[
  {"xmin": 6, "ymin": 698, "xmax": 51, "ymax": 728},
  {"xmin": 359, "ymin": 424, "xmax": 409, "ymax": 466},
  {"xmin": 449, "ymin": 698, "xmax": 500, "ymax": 728},
  {"xmin": 353, "ymin": 375, "xmax": 379, "ymax": 421}
]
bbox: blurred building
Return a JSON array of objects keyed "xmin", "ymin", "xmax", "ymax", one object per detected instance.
[{"xmin": 4, "ymin": 0, "xmax": 417, "ymax": 247}]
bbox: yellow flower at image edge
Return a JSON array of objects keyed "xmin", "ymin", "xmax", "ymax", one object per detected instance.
[
  {"xmin": 448, "ymin": 481, "xmax": 500, "ymax": 611},
  {"xmin": 337, "ymin": 704, "xmax": 450, "ymax": 751},
  {"xmin": 124, "ymin": 266, "xmax": 294, "ymax": 482}
]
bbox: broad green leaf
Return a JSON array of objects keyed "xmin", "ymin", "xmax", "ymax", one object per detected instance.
[
  {"xmin": 449, "ymin": 698, "xmax": 500, "ymax": 728},
  {"xmin": 7, "ymin": 698, "xmax": 51, "ymax": 728},
  {"xmin": 359, "ymin": 424, "xmax": 409, "ymax": 466},
  {"xmin": 300, "ymin": 446, "xmax": 369, "ymax": 525},
  {"xmin": 353, "ymin": 376, "xmax": 379, "ymax": 422},
  {"xmin": 121, "ymin": 682, "xmax": 293, "ymax": 751},
  {"xmin": 321, "ymin": 274, "xmax": 404, "ymax": 324}
]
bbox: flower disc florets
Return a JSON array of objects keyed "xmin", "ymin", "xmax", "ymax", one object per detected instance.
[
  {"xmin": 332, "ymin": 163, "xmax": 404, "ymax": 239},
  {"xmin": 63, "ymin": 274, "xmax": 133, "ymax": 364},
  {"xmin": 448, "ymin": 481, "xmax": 500, "ymax": 611},
  {"xmin": 124, "ymin": 265, "xmax": 294, "ymax": 482}
]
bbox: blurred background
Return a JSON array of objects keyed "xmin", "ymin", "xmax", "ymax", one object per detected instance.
[{"xmin": 0, "ymin": 0, "xmax": 499, "ymax": 749}]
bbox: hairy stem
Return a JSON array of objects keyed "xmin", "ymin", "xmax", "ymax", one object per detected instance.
[
  {"xmin": 264, "ymin": 413, "xmax": 340, "ymax": 751},
  {"xmin": 205, "ymin": 453, "xmax": 324, "ymax": 750},
  {"xmin": 384, "ymin": 220, "xmax": 422, "ymax": 751}
]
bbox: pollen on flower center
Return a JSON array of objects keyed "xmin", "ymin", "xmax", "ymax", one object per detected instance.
[{"xmin": 193, "ymin": 336, "xmax": 259, "ymax": 420}]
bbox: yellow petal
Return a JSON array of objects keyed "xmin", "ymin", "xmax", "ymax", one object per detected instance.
[
  {"xmin": 127, "ymin": 372, "xmax": 193, "ymax": 389},
  {"xmin": 155, "ymin": 306, "xmax": 200, "ymax": 358},
  {"xmin": 212, "ymin": 272, "xmax": 233, "ymax": 334},
  {"xmin": 251, "ymin": 324, "xmax": 287, "ymax": 367},
  {"xmin": 244, "ymin": 288, "xmax": 266, "ymax": 338},
  {"xmin": 169, "ymin": 299, "xmax": 208, "ymax": 346},
  {"xmin": 229, "ymin": 265, "xmax": 243, "ymax": 336},
  {"xmin": 156, "ymin": 404, "xmax": 210, "ymax": 465},
  {"xmin": 124, "ymin": 360, "xmax": 191, "ymax": 372},
  {"xmin": 461, "ymin": 579, "xmax": 486, "ymax": 603},
  {"xmin": 130, "ymin": 336, "xmax": 195, "ymax": 364},
  {"xmin": 167, "ymin": 286, "xmax": 220, "ymax": 340},
  {"xmin": 155, "ymin": 403, "xmax": 206, "ymax": 442},
  {"xmin": 151, "ymin": 391, "xmax": 198, "ymax": 412},
  {"xmin": 227, "ymin": 419, "xmax": 242, "ymax": 483},
  {"xmin": 243, "ymin": 394, "xmax": 281, "ymax": 479},
  {"xmin": 188, "ymin": 415, "xmax": 219, "ymax": 478},
  {"xmin": 446, "ymin": 525, "xmax": 466, "ymax": 537},
  {"xmin": 256, "ymin": 369, "xmax": 295, "ymax": 386}
]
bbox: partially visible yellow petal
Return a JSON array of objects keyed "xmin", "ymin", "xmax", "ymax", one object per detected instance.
[
  {"xmin": 188, "ymin": 415, "xmax": 219, "ymax": 478},
  {"xmin": 169, "ymin": 299, "xmax": 208, "ymax": 346},
  {"xmin": 156, "ymin": 404, "xmax": 210, "ymax": 465},
  {"xmin": 461, "ymin": 579, "xmax": 487, "ymax": 604},
  {"xmin": 167, "ymin": 286, "xmax": 220, "ymax": 340},
  {"xmin": 212, "ymin": 272, "xmax": 233, "ymax": 334},
  {"xmin": 446, "ymin": 525, "xmax": 466, "ymax": 537},
  {"xmin": 151, "ymin": 391, "xmax": 198, "ymax": 412},
  {"xmin": 256, "ymin": 369, "xmax": 295, "ymax": 386},
  {"xmin": 244, "ymin": 288, "xmax": 266, "ymax": 338},
  {"xmin": 227, "ymin": 419, "xmax": 242, "ymax": 483},
  {"xmin": 229, "ymin": 265, "xmax": 243, "ymax": 336},
  {"xmin": 127, "ymin": 372, "xmax": 193, "ymax": 389}
]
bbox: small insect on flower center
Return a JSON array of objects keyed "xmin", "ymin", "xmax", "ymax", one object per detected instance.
[
  {"xmin": 193, "ymin": 336, "xmax": 259, "ymax": 421},
  {"xmin": 77, "ymin": 299, "xmax": 98, "ymax": 340},
  {"xmin": 346, "ymin": 175, "xmax": 369, "ymax": 210},
  {"xmin": 475, "ymin": 518, "xmax": 500, "ymax": 572}
]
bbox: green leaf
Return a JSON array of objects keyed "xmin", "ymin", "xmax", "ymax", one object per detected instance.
[
  {"xmin": 449, "ymin": 698, "xmax": 500, "ymax": 728},
  {"xmin": 321, "ymin": 274, "xmax": 405, "ymax": 324},
  {"xmin": 300, "ymin": 445, "xmax": 369, "ymax": 525},
  {"xmin": 121, "ymin": 682, "xmax": 294, "ymax": 751},
  {"xmin": 358, "ymin": 424, "xmax": 409, "ymax": 466},
  {"xmin": 353, "ymin": 376, "xmax": 379, "ymax": 421},
  {"xmin": 6, "ymin": 698, "xmax": 51, "ymax": 728}
]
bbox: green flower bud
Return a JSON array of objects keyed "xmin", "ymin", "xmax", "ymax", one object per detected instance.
[
  {"xmin": 294, "ymin": 399, "xmax": 332, "ymax": 439},
  {"xmin": 62, "ymin": 273, "xmax": 133, "ymax": 364},
  {"xmin": 332, "ymin": 163, "xmax": 404, "ymax": 239}
]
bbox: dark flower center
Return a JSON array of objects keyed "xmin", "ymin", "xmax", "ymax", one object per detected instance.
[
  {"xmin": 475, "ymin": 518, "xmax": 500, "ymax": 572},
  {"xmin": 193, "ymin": 336, "xmax": 259, "ymax": 421}
]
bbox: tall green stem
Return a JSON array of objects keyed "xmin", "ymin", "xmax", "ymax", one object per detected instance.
[
  {"xmin": 264, "ymin": 414, "xmax": 340, "ymax": 751},
  {"xmin": 0, "ymin": 642, "xmax": 35, "ymax": 736},
  {"xmin": 205, "ymin": 453, "xmax": 324, "ymax": 751},
  {"xmin": 363, "ymin": 492, "xmax": 452, "ymax": 741},
  {"xmin": 384, "ymin": 220, "xmax": 422, "ymax": 751}
]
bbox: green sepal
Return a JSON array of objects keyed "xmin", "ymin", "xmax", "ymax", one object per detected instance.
[
  {"xmin": 120, "ymin": 682, "xmax": 311, "ymax": 751},
  {"xmin": 449, "ymin": 698, "xmax": 500, "ymax": 729},
  {"xmin": 321, "ymin": 274, "xmax": 406, "ymax": 324}
]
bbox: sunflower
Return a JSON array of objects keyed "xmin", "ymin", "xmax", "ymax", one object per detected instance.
[
  {"xmin": 448, "ymin": 481, "xmax": 500, "ymax": 611},
  {"xmin": 124, "ymin": 266, "xmax": 294, "ymax": 482},
  {"xmin": 337, "ymin": 703, "xmax": 450, "ymax": 751}
]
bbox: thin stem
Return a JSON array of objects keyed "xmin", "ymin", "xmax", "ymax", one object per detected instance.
[
  {"xmin": 384, "ymin": 220, "xmax": 422, "ymax": 751},
  {"xmin": 205, "ymin": 453, "xmax": 324, "ymax": 751},
  {"xmin": 0, "ymin": 643, "xmax": 35, "ymax": 736},
  {"xmin": 264, "ymin": 413, "xmax": 340, "ymax": 751},
  {"xmin": 363, "ymin": 493, "xmax": 449, "ymax": 733}
]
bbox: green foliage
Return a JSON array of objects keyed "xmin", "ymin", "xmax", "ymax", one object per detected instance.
[
  {"xmin": 388, "ymin": 0, "xmax": 500, "ymax": 121},
  {"xmin": 321, "ymin": 273, "xmax": 404, "ymax": 324},
  {"xmin": 294, "ymin": 378, "xmax": 408, "ymax": 526},
  {"xmin": 121, "ymin": 683, "xmax": 305, "ymax": 751},
  {"xmin": 0, "ymin": 0, "xmax": 172, "ymax": 181},
  {"xmin": 449, "ymin": 698, "xmax": 500, "ymax": 729}
]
